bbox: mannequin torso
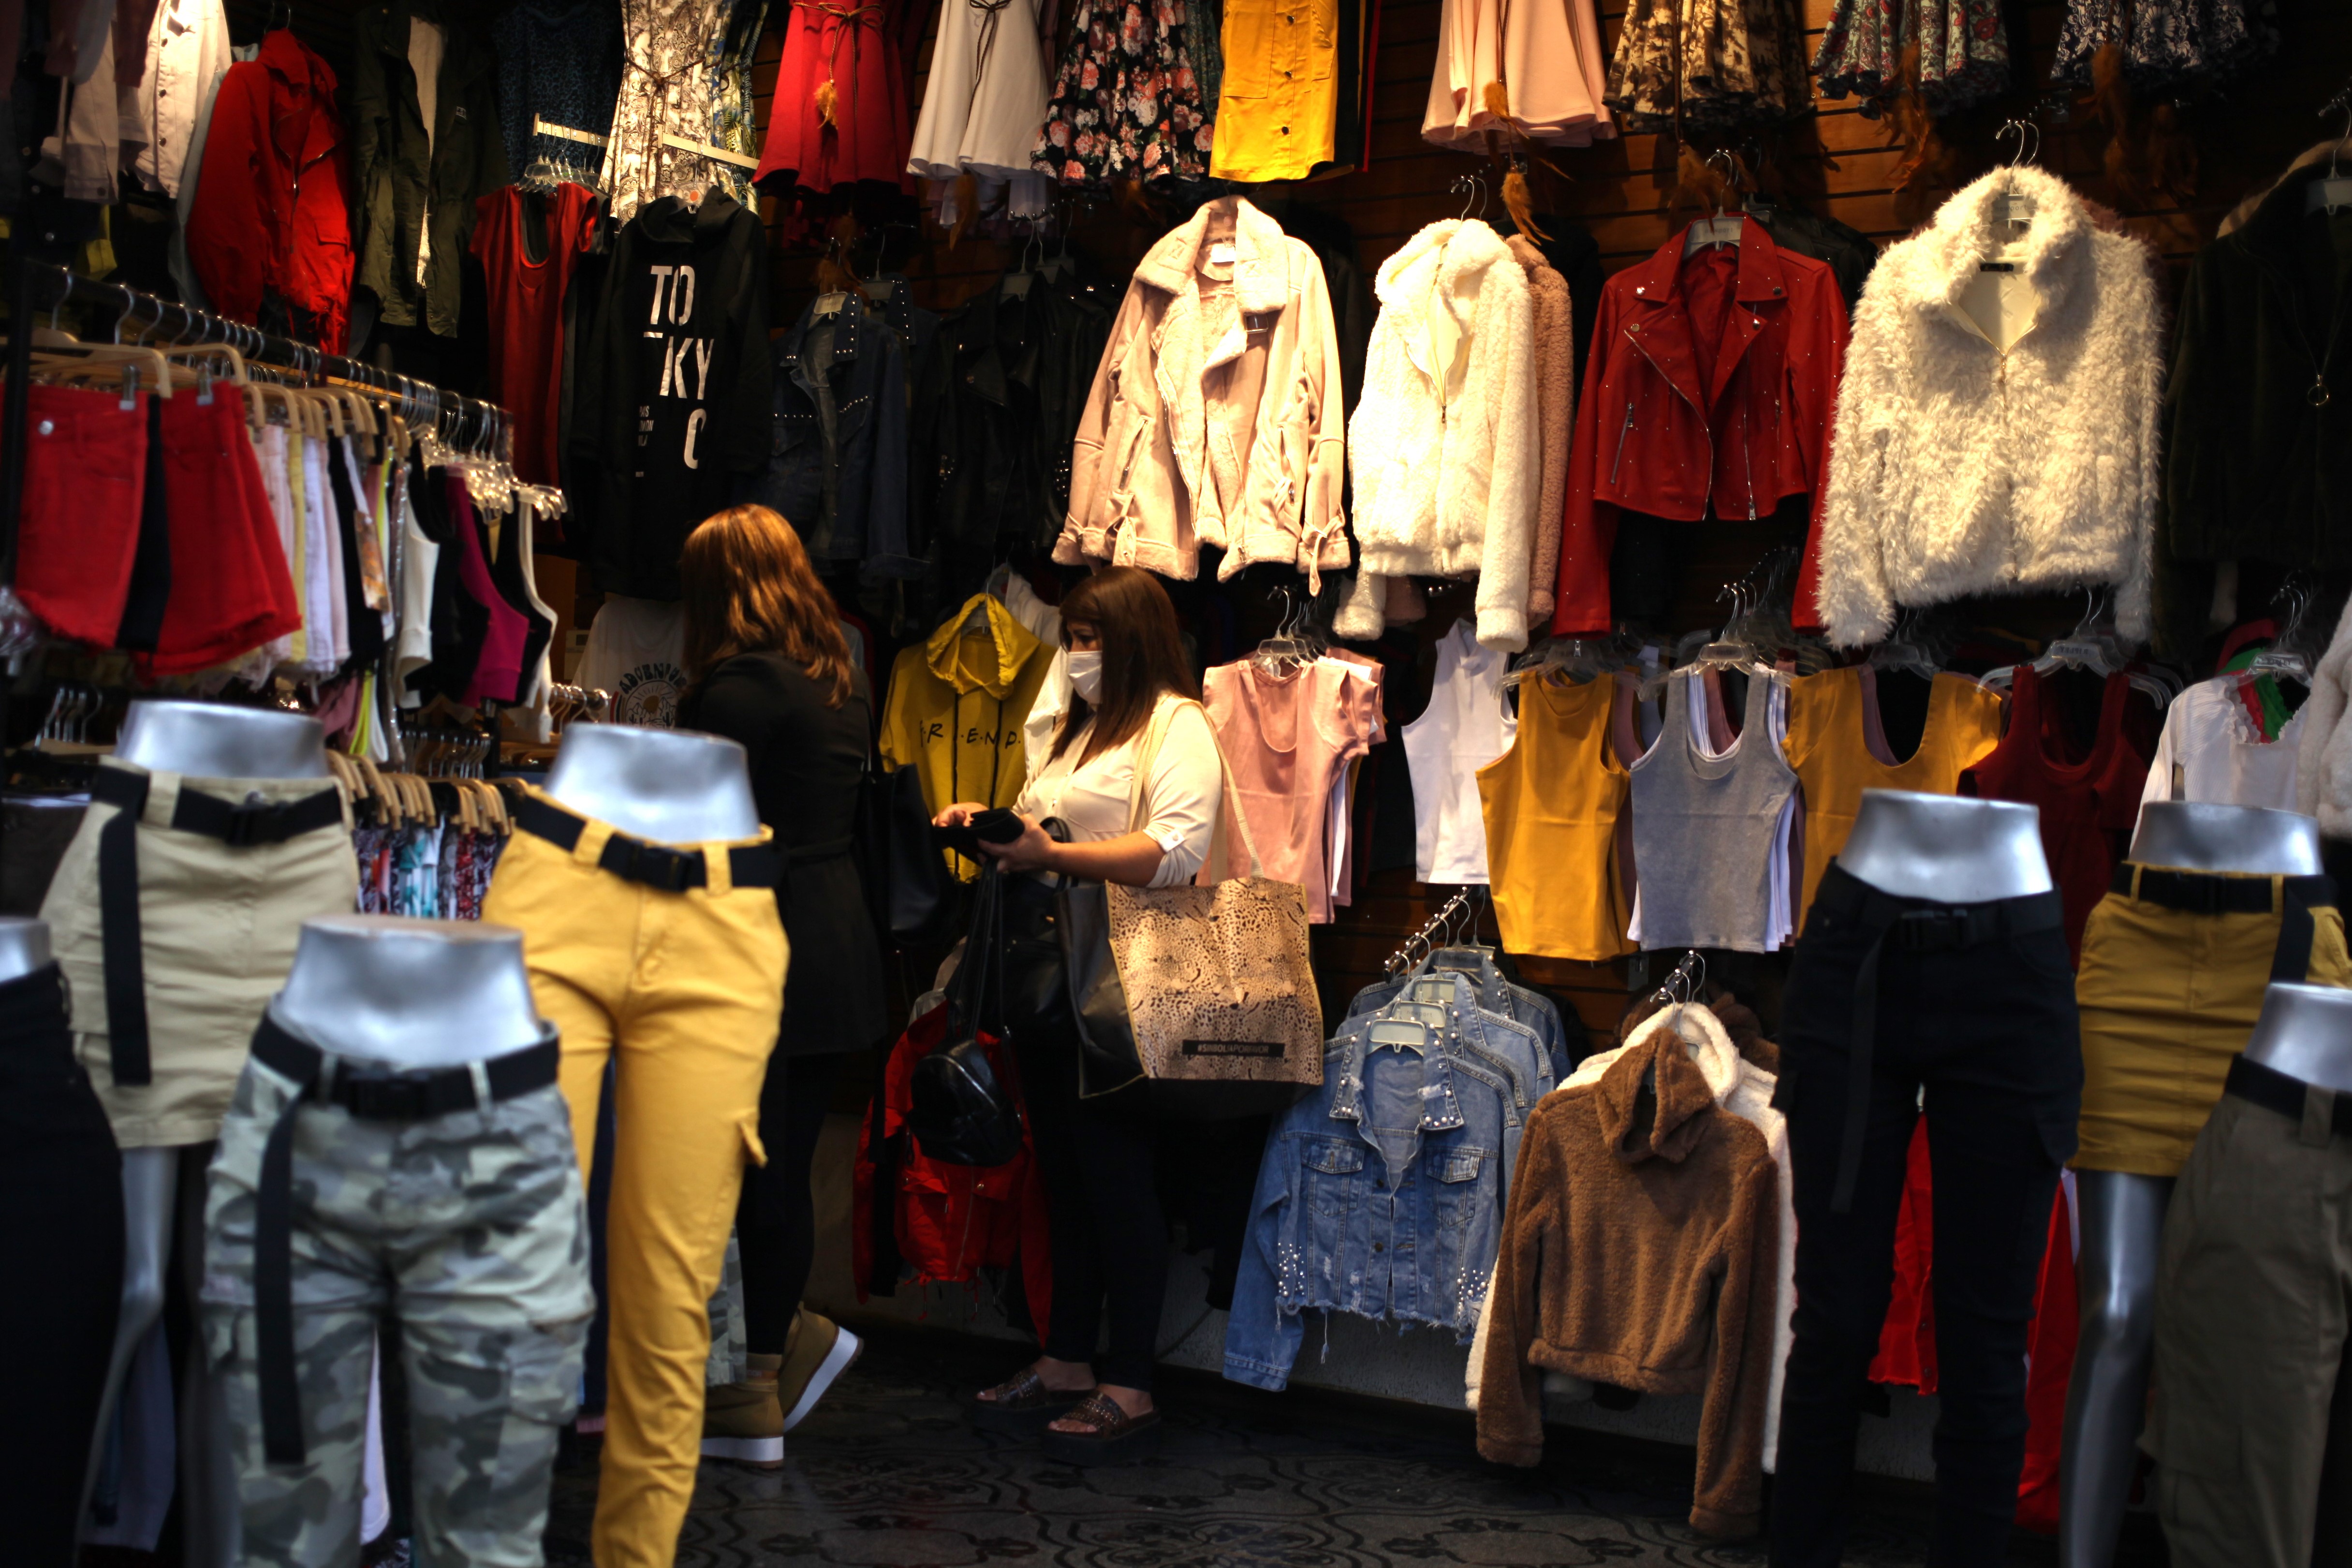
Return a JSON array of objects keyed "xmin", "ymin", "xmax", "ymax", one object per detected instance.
[
  {"xmin": 115, "ymin": 700, "xmax": 329, "ymax": 778},
  {"xmin": 1837, "ymin": 789, "xmax": 2054, "ymax": 902},
  {"xmin": 2241, "ymin": 981, "xmax": 2352, "ymax": 1094},
  {"xmin": 542, "ymin": 724, "xmax": 760, "ymax": 845},
  {"xmin": 271, "ymin": 916, "xmax": 547, "ymax": 1070},
  {"xmin": 0, "ymin": 916, "xmax": 51, "ymax": 982},
  {"xmin": 2128, "ymin": 801, "xmax": 2322, "ymax": 875}
]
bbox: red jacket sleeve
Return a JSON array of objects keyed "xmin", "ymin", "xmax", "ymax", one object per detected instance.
[
  {"xmin": 183, "ymin": 62, "xmax": 272, "ymax": 327},
  {"xmin": 1551, "ymin": 279, "xmax": 1623, "ymax": 638},
  {"xmin": 1790, "ymin": 270, "xmax": 1850, "ymax": 634}
]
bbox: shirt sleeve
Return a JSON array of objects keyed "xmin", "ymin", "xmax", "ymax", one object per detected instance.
[{"xmin": 1140, "ymin": 702, "xmax": 1224, "ymax": 888}]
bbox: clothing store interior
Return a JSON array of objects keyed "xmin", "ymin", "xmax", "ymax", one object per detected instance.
[{"xmin": 3, "ymin": 0, "xmax": 2351, "ymax": 1563}]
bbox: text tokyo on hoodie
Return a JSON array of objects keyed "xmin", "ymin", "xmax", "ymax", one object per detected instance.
[{"xmin": 574, "ymin": 190, "xmax": 772, "ymax": 600}]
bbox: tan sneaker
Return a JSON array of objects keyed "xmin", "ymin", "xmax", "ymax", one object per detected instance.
[
  {"xmin": 700, "ymin": 1352, "xmax": 786, "ymax": 1467},
  {"xmin": 775, "ymin": 1308, "xmax": 863, "ymax": 1433}
]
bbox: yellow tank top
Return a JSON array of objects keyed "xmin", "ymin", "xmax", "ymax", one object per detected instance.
[
  {"xmin": 1786, "ymin": 667, "xmax": 2005, "ymax": 925},
  {"xmin": 1479, "ymin": 671, "xmax": 1634, "ymax": 963}
]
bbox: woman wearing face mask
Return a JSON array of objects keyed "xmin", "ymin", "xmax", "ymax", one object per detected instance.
[{"xmin": 932, "ymin": 565, "xmax": 1224, "ymax": 1464}]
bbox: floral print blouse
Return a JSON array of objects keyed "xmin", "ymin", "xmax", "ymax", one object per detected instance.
[
  {"xmin": 1031, "ymin": 0, "xmax": 1214, "ymax": 187},
  {"xmin": 1813, "ymin": 0, "xmax": 2010, "ymax": 117}
]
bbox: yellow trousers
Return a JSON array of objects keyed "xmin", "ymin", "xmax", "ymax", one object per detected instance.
[{"xmin": 483, "ymin": 805, "xmax": 786, "ymax": 1568}]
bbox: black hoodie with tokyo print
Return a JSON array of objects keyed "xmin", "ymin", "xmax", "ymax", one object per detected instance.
[{"xmin": 572, "ymin": 189, "xmax": 771, "ymax": 599}]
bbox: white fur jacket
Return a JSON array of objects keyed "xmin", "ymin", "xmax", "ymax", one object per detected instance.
[
  {"xmin": 2297, "ymin": 594, "xmax": 2352, "ymax": 838},
  {"xmin": 1810, "ymin": 167, "xmax": 2161, "ymax": 648},
  {"xmin": 1338, "ymin": 219, "xmax": 1538, "ymax": 651}
]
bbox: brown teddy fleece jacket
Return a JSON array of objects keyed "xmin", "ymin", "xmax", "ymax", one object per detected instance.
[{"xmin": 1475, "ymin": 1029, "xmax": 1780, "ymax": 1538}]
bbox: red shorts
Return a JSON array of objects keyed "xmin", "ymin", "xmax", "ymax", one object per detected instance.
[
  {"xmin": 12, "ymin": 382, "xmax": 147, "ymax": 646},
  {"xmin": 141, "ymin": 393, "xmax": 302, "ymax": 675}
]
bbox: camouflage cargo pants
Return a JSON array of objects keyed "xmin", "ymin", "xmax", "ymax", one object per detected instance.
[{"xmin": 202, "ymin": 1041, "xmax": 594, "ymax": 1568}]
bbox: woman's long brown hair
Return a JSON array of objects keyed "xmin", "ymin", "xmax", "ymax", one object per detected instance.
[
  {"xmin": 679, "ymin": 505, "xmax": 855, "ymax": 707},
  {"xmin": 1052, "ymin": 565, "xmax": 1200, "ymax": 765}
]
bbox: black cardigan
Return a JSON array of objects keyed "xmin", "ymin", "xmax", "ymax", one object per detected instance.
[{"xmin": 679, "ymin": 652, "xmax": 887, "ymax": 1057}]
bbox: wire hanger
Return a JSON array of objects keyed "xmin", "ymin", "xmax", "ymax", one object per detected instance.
[{"xmin": 1452, "ymin": 171, "xmax": 1487, "ymax": 223}]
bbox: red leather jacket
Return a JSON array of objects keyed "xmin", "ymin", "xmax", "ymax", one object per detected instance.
[
  {"xmin": 184, "ymin": 29, "xmax": 353, "ymax": 352},
  {"xmin": 1552, "ymin": 223, "xmax": 1848, "ymax": 635}
]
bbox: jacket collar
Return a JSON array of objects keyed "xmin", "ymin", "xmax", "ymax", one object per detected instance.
[
  {"xmin": 260, "ymin": 29, "xmax": 340, "ymax": 164},
  {"xmin": 1614, "ymin": 220, "xmax": 1795, "ymax": 412},
  {"xmin": 1374, "ymin": 219, "xmax": 1514, "ymax": 400},
  {"xmin": 1326, "ymin": 974, "xmax": 1472, "ymax": 1131},
  {"xmin": 1621, "ymin": 1002, "xmax": 1742, "ymax": 1108},
  {"xmin": 779, "ymin": 294, "xmax": 872, "ymax": 379},
  {"xmin": 1879, "ymin": 164, "xmax": 2091, "ymax": 320},
  {"xmin": 634, "ymin": 191, "xmax": 742, "ymax": 247},
  {"xmin": 1131, "ymin": 195, "xmax": 1293, "ymax": 315},
  {"xmin": 923, "ymin": 594, "xmax": 1041, "ymax": 699},
  {"xmin": 2233, "ymin": 159, "xmax": 2348, "ymax": 273},
  {"xmin": 1595, "ymin": 1029, "xmax": 1719, "ymax": 1166}
]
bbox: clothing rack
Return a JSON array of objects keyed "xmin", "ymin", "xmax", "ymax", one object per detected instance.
[{"xmin": 1384, "ymin": 890, "xmax": 1483, "ymax": 975}]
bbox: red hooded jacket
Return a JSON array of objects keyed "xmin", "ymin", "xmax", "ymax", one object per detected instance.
[
  {"xmin": 184, "ymin": 29, "xmax": 353, "ymax": 353},
  {"xmin": 1552, "ymin": 222, "xmax": 1848, "ymax": 635}
]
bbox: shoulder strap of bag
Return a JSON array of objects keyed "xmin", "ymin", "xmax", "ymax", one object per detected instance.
[{"xmin": 1129, "ymin": 694, "xmax": 1267, "ymax": 885}]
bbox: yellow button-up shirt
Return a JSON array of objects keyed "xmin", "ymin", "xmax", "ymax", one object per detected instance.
[{"xmin": 1207, "ymin": 0, "xmax": 1340, "ymax": 183}]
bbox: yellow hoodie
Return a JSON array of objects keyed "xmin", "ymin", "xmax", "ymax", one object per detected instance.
[{"xmin": 880, "ymin": 594, "xmax": 1051, "ymax": 877}]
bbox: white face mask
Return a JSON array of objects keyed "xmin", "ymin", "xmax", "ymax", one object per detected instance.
[{"xmin": 1066, "ymin": 649, "xmax": 1104, "ymax": 704}]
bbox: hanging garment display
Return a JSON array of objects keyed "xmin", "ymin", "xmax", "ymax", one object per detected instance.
[
  {"xmin": 1479, "ymin": 671, "xmax": 1634, "ymax": 962},
  {"xmin": 879, "ymin": 595, "xmax": 1050, "ymax": 872},
  {"xmin": 2076, "ymin": 864, "xmax": 2351, "ymax": 1178},
  {"xmin": 182, "ymin": 28, "xmax": 354, "ymax": 351},
  {"xmin": 570, "ymin": 190, "xmax": 771, "ymax": 600},
  {"xmin": 0, "ymin": 959, "xmax": 126, "ymax": 1568},
  {"xmin": 601, "ymin": 0, "xmax": 748, "ymax": 219},
  {"xmin": 470, "ymin": 182, "xmax": 600, "ymax": 487},
  {"xmin": 347, "ymin": 1, "xmax": 509, "ymax": 339},
  {"xmin": 2300, "ymin": 602, "xmax": 2352, "ymax": 837},
  {"xmin": 2140, "ymin": 674, "xmax": 2304, "ymax": 810},
  {"xmin": 39, "ymin": 760, "xmax": 357, "ymax": 1148},
  {"xmin": 129, "ymin": 0, "xmax": 232, "ymax": 199},
  {"xmin": 1784, "ymin": 667, "xmax": 2003, "ymax": 923},
  {"xmin": 575, "ymin": 594, "xmax": 687, "ymax": 726},
  {"xmin": 1806, "ymin": 167, "xmax": 2161, "ymax": 647},
  {"xmin": 1207, "ymin": 0, "xmax": 1339, "ymax": 182},
  {"xmin": 1742, "ymin": 196, "xmax": 1879, "ymax": 312},
  {"xmin": 200, "ymin": 1012, "xmax": 589, "ymax": 1562},
  {"xmin": 482, "ymin": 788, "xmax": 786, "ymax": 1568},
  {"xmin": 1055, "ymin": 197, "xmax": 1348, "ymax": 587},
  {"xmin": 1811, "ymin": 0, "xmax": 2011, "ymax": 115},
  {"xmin": 1604, "ymin": 0, "xmax": 1810, "ymax": 134},
  {"xmin": 1202, "ymin": 657, "xmax": 1381, "ymax": 924},
  {"xmin": 1771, "ymin": 862, "xmax": 2078, "ymax": 1566},
  {"xmin": 752, "ymin": 0, "xmax": 911, "ymax": 196},
  {"xmin": 1477, "ymin": 1023, "xmax": 1778, "ymax": 1536},
  {"xmin": 492, "ymin": 0, "xmax": 625, "ymax": 182},
  {"xmin": 1552, "ymin": 220, "xmax": 1847, "ymax": 637},
  {"xmin": 1031, "ymin": 0, "xmax": 1213, "ymax": 187},
  {"xmin": 702, "ymin": 0, "xmax": 769, "ymax": 207},
  {"xmin": 906, "ymin": 0, "xmax": 1050, "ymax": 215},
  {"xmin": 1401, "ymin": 620, "xmax": 1516, "ymax": 885},
  {"xmin": 1225, "ymin": 964, "xmax": 1552, "ymax": 1391},
  {"xmin": 1630, "ymin": 668, "xmax": 1798, "ymax": 954},
  {"xmin": 1340, "ymin": 218, "xmax": 1537, "ymax": 650},
  {"xmin": 1506, "ymin": 233, "xmax": 1573, "ymax": 624},
  {"xmin": 2050, "ymin": 0, "xmax": 2277, "ymax": 95},
  {"xmin": 1964, "ymin": 667, "xmax": 2154, "ymax": 958},
  {"xmin": 2155, "ymin": 163, "xmax": 2352, "ymax": 656},
  {"xmin": 1422, "ymin": 0, "xmax": 1610, "ymax": 147},
  {"xmin": 752, "ymin": 292, "xmax": 923, "ymax": 581},
  {"xmin": 2144, "ymin": 1036, "xmax": 2352, "ymax": 1568}
]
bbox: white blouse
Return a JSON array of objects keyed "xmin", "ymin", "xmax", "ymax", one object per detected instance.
[{"xmin": 1015, "ymin": 697, "xmax": 1224, "ymax": 888}]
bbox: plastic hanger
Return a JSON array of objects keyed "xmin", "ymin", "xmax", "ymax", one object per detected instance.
[{"xmin": 1683, "ymin": 149, "xmax": 1745, "ymax": 255}]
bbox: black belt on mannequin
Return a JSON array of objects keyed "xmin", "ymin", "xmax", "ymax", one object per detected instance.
[
  {"xmin": 245, "ymin": 1016, "xmax": 560, "ymax": 1466},
  {"xmin": 1810, "ymin": 869, "xmax": 2064, "ymax": 1214},
  {"xmin": 2225, "ymin": 1053, "xmax": 2352, "ymax": 1139},
  {"xmin": 89, "ymin": 770, "xmax": 343, "ymax": 1088},
  {"xmin": 514, "ymin": 794, "xmax": 782, "ymax": 891},
  {"xmin": 2111, "ymin": 864, "xmax": 2335, "ymax": 980}
]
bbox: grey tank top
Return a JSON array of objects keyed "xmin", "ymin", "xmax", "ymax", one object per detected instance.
[{"xmin": 1630, "ymin": 667, "xmax": 1798, "ymax": 953}]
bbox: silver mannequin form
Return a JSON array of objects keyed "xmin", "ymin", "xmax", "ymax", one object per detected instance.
[
  {"xmin": 1836, "ymin": 790, "xmax": 2055, "ymax": 902},
  {"xmin": 272, "ymin": 916, "xmax": 548, "ymax": 1070},
  {"xmin": 115, "ymin": 699, "xmax": 329, "ymax": 778},
  {"xmin": 2128, "ymin": 801, "xmax": 2321, "ymax": 875},
  {"xmin": 2241, "ymin": 980, "xmax": 2352, "ymax": 1094},
  {"xmin": 81, "ymin": 701, "xmax": 334, "ymax": 1565},
  {"xmin": 2059, "ymin": 804, "xmax": 2328, "ymax": 1568},
  {"xmin": 542, "ymin": 723, "xmax": 760, "ymax": 844},
  {"xmin": 0, "ymin": 915, "xmax": 51, "ymax": 982}
]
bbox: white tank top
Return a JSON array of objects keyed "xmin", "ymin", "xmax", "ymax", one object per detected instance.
[{"xmin": 1401, "ymin": 619, "xmax": 1517, "ymax": 884}]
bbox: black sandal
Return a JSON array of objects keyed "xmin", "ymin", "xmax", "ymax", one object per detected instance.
[
  {"xmin": 965, "ymin": 1367, "xmax": 1097, "ymax": 1435},
  {"xmin": 1038, "ymin": 1390, "xmax": 1164, "ymax": 1467}
]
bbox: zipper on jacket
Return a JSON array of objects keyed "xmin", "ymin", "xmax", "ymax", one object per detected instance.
[
  {"xmin": 1741, "ymin": 407, "xmax": 1756, "ymax": 520},
  {"xmin": 1610, "ymin": 401, "xmax": 1635, "ymax": 485}
]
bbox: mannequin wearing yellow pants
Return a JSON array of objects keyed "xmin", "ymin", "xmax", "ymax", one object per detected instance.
[{"xmin": 484, "ymin": 802, "xmax": 787, "ymax": 1568}]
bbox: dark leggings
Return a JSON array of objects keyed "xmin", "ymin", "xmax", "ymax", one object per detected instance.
[
  {"xmin": 737, "ymin": 1050, "xmax": 846, "ymax": 1357},
  {"xmin": 1015, "ymin": 1019, "xmax": 1168, "ymax": 1392}
]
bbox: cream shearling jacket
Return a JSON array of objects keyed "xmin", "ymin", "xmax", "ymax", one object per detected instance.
[
  {"xmin": 1338, "ymin": 219, "xmax": 1539, "ymax": 651},
  {"xmin": 1054, "ymin": 196, "xmax": 1349, "ymax": 588},
  {"xmin": 1808, "ymin": 167, "xmax": 2161, "ymax": 649}
]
